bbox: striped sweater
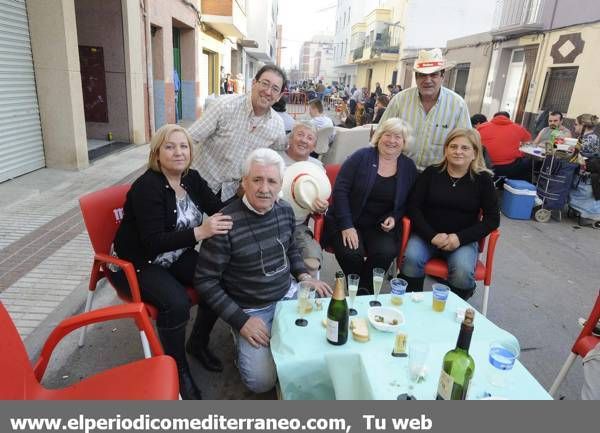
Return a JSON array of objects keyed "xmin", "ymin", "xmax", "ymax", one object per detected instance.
[
  {"xmin": 194, "ymin": 198, "xmax": 306, "ymax": 330},
  {"xmin": 379, "ymin": 86, "xmax": 471, "ymax": 171}
]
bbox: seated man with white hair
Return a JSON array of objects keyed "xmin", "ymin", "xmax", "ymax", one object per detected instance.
[
  {"xmin": 279, "ymin": 121, "xmax": 330, "ymax": 277},
  {"xmin": 194, "ymin": 148, "xmax": 331, "ymax": 394}
]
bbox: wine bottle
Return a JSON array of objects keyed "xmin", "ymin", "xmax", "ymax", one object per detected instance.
[
  {"xmin": 327, "ymin": 270, "xmax": 349, "ymax": 345},
  {"xmin": 436, "ymin": 308, "xmax": 476, "ymax": 400}
]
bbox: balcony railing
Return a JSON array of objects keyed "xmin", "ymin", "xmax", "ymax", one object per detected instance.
[
  {"xmin": 371, "ymin": 40, "xmax": 399, "ymax": 55},
  {"xmin": 492, "ymin": 0, "xmax": 544, "ymax": 34},
  {"xmin": 353, "ymin": 47, "xmax": 364, "ymax": 61}
]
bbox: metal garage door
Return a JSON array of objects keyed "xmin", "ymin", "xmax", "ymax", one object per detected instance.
[{"xmin": 0, "ymin": 0, "xmax": 44, "ymax": 183}]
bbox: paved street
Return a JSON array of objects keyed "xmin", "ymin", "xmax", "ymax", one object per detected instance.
[{"xmin": 1, "ymin": 115, "xmax": 599, "ymax": 400}]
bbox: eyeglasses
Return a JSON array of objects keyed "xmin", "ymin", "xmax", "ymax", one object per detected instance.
[
  {"xmin": 258, "ymin": 238, "xmax": 289, "ymax": 277},
  {"xmin": 415, "ymin": 71, "xmax": 442, "ymax": 80},
  {"xmin": 243, "ymin": 208, "xmax": 288, "ymax": 277},
  {"xmin": 256, "ymin": 79, "xmax": 282, "ymax": 94}
]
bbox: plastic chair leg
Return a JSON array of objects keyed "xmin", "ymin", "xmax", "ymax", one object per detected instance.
[
  {"xmin": 77, "ymin": 290, "xmax": 95, "ymax": 347},
  {"xmin": 549, "ymin": 352, "xmax": 577, "ymax": 397},
  {"xmin": 482, "ymin": 284, "xmax": 490, "ymax": 317},
  {"xmin": 140, "ymin": 330, "xmax": 152, "ymax": 358}
]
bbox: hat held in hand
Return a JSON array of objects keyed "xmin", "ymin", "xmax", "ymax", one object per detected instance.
[{"xmin": 281, "ymin": 161, "xmax": 331, "ymax": 219}]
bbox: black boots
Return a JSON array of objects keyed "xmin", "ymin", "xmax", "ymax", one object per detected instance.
[
  {"xmin": 158, "ymin": 324, "xmax": 202, "ymax": 400},
  {"xmin": 399, "ymin": 274, "xmax": 425, "ymax": 292},
  {"xmin": 186, "ymin": 305, "xmax": 223, "ymax": 372}
]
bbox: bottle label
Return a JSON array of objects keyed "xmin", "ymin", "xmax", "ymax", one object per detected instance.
[
  {"xmin": 326, "ymin": 319, "xmax": 339, "ymax": 343},
  {"xmin": 436, "ymin": 370, "xmax": 454, "ymax": 400}
]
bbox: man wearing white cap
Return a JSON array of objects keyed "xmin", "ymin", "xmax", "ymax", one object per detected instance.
[
  {"xmin": 379, "ymin": 48, "xmax": 471, "ymax": 171},
  {"xmin": 279, "ymin": 121, "xmax": 330, "ymax": 277}
]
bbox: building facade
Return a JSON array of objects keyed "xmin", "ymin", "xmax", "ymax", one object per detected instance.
[
  {"xmin": 0, "ymin": 0, "xmax": 273, "ymax": 183},
  {"xmin": 350, "ymin": 4, "xmax": 406, "ymax": 93}
]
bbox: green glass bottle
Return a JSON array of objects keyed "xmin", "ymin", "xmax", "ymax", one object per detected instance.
[
  {"xmin": 436, "ymin": 308, "xmax": 476, "ymax": 400},
  {"xmin": 327, "ymin": 271, "xmax": 349, "ymax": 345}
]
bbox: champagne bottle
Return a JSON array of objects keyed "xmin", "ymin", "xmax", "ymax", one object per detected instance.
[
  {"xmin": 327, "ymin": 271, "xmax": 349, "ymax": 345},
  {"xmin": 436, "ymin": 308, "xmax": 475, "ymax": 400}
]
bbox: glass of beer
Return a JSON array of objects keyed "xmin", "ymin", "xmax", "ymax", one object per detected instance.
[
  {"xmin": 347, "ymin": 274, "xmax": 359, "ymax": 316},
  {"xmin": 370, "ymin": 268, "xmax": 385, "ymax": 306},
  {"xmin": 295, "ymin": 281, "xmax": 315, "ymax": 327},
  {"xmin": 431, "ymin": 283, "xmax": 450, "ymax": 312}
]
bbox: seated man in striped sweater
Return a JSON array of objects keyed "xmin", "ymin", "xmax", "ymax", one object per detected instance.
[{"xmin": 194, "ymin": 148, "xmax": 331, "ymax": 394}]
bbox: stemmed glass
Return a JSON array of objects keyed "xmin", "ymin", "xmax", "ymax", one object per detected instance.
[
  {"xmin": 370, "ymin": 267, "xmax": 385, "ymax": 306},
  {"xmin": 347, "ymin": 274, "xmax": 359, "ymax": 316},
  {"xmin": 295, "ymin": 281, "xmax": 315, "ymax": 327}
]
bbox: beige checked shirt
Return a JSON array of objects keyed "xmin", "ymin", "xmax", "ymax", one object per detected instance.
[{"xmin": 189, "ymin": 94, "xmax": 287, "ymax": 201}]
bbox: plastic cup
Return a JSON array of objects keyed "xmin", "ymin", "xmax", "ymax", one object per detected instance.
[
  {"xmin": 431, "ymin": 283, "xmax": 450, "ymax": 312},
  {"xmin": 488, "ymin": 340, "xmax": 520, "ymax": 387},
  {"xmin": 390, "ymin": 278, "xmax": 407, "ymax": 306},
  {"xmin": 408, "ymin": 340, "xmax": 429, "ymax": 382},
  {"xmin": 297, "ymin": 283, "xmax": 312, "ymax": 314}
]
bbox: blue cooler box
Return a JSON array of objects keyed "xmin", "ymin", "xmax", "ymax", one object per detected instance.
[{"xmin": 502, "ymin": 179, "xmax": 537, "ymax": 219}]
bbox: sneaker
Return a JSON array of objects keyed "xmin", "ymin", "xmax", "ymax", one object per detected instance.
[{"xmin": 578, "ymin": 317, "xmax": 600, "ymax": 337}]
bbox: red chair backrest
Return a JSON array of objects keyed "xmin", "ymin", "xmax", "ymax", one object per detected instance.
[
  {"xmin": 573, "ymin": 289, "xmax": 600, "ymax": 355},
  {"xmin": 79, "ymin": 184, "xmax": 130, "ymax": 255},
  {"xmin": 325, "ymin": 164, "xmax": 341, "ymax": 188},
  {"xmin": 0, "ymin": 302, "xmax": 40, "ymax": 398}
]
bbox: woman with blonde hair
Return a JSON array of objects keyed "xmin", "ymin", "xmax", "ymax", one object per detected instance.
[
  {"xmin": 111, "ymin": 124, "xmax": 233, "ymax": 399},
  {"xmin": 400, "ymin": 128, "xmax": 499, "ymax": 300},
  {"xmin": 574, "ymin": 113, "xmax": 599, "ymax": 157},
  {"xmin": 324, "ymin": 118, "xmax": 418, "ymax": 293}
]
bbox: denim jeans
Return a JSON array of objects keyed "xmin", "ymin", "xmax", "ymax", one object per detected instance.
[
  {"xmin": 234, "ymin": 303, "xmax": 278, "ymax": 394},
  {"xmin": 401, "ymin": 234, "xmax": 478, "ymax": 290}
]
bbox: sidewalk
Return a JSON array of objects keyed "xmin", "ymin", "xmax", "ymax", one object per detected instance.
[{"xmin": 0, "ymin": 144, "xmax": 148, "ymax": 343}]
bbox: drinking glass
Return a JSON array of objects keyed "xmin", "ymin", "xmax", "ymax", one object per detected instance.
[
  {"xmin": 370, "ymin": 268, "xmax": 385, "ymax": 306},
  {"xmin": 347, "ymin": 274, "xmax": 359, "ymax": 316},
  {"xmin": 295, "ymin": 281, "xmax": 315, "ymax": 327},
  {"xmin": 408, "ymin": 340, "xmax": 429, "ymax": 382},
  {"xmin": 487, "ymin": 340, "xmax": 520, "ymax": 387}
]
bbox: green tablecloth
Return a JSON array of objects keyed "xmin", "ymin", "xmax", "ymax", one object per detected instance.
[{"xmin": 270, "ymin": 292, "xmax": 552, "ymax": 400}]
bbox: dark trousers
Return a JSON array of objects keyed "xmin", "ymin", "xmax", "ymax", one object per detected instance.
[
  {"xmin": 493, "ymin": 158, "xmax": 532, "ymax": 182},
  {"xmin": 111, "ymin": 248, "xmax": 215, "ymax": 330},
  {"xmin": 330, "ymin": 226, "xmax": 400, "ymax": 293}
]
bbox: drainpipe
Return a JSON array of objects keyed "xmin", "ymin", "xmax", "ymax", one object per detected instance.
[{"xmin": 141, "ymin": 0, "xmax": 155, "ymax": 136}]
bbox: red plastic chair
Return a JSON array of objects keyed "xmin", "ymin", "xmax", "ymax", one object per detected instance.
[
  {"xmin": 396, "ymin": 217, "xmax": 500, "ymax": 316},
  {"xmin": 78, "ymin": 184, "xmax": 198, "ymax": 356},
  {"xmin": 549, "ymin": 289, "xmax": 600, "ymax": 397},
  {"xmin": 313, "ymin": 164, "xmax": 341, "ymax": 252},
  {"xmin": 0, "ymin": 302, "xmax": 178, "ymax": 399}
]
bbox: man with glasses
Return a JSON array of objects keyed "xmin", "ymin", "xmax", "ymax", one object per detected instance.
[
  {"xmin": 379, "ymin": 48, "xmax": 471, "ymax": 171},
  {"xmin": 194, "ymin": 149, "xmax": 331, "ymax": 394},
  {"xmin": 189, "ymin": 64, "xmax": 288, "ymax": 203}
]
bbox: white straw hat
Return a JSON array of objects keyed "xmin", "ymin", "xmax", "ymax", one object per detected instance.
[
  {"xmin": 413, "ymin": 48, "xmax": 455, "ymax": 74},
  {"xmin": 281, "ymin": 161, "xmax": 331, "ymax": 219}
]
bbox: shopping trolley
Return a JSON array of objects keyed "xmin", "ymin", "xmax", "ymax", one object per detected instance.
[{"xmin": 534, "ymin": 150, "xmax": 579, "ymax": 222}]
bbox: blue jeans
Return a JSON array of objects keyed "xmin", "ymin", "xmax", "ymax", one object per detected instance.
[
  {"xmin": 401, "ymin": 234, "xmax": 478, "ymax": 290},
  {"xmin": 234, "ymin": 303, "xmax": 278, "ymax": 394}
]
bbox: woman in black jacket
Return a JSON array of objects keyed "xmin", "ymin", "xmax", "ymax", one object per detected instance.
[{"xmin": 112, "ymin": 124, "xmax": 232, "ymax": 399}]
